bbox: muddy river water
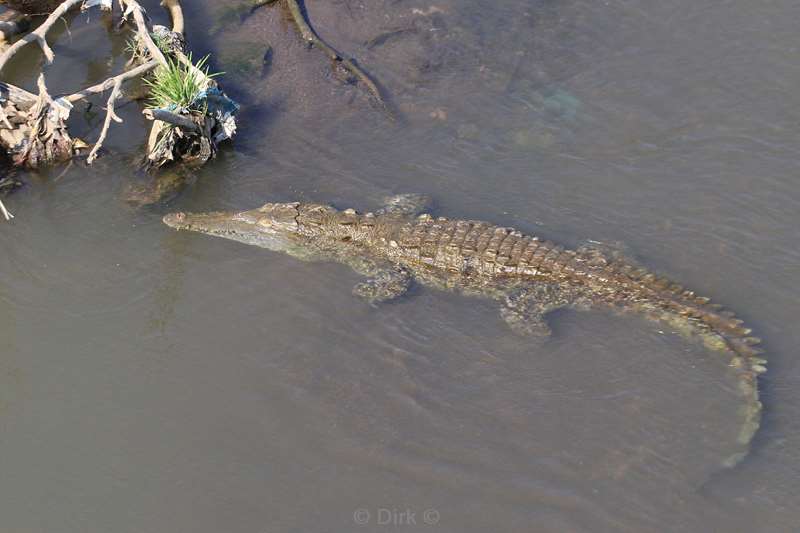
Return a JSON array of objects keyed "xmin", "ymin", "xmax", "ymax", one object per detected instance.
[{"xmin": 0, "ymin": 1, "xmax": 798, "ymax": 531}]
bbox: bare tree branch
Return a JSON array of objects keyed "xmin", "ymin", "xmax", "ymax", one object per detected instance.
[
  {"xmin": 119, "ymin": 0, "xmax": 167, "ymax": 66},
  {"xmin": 35, "ymin": 73, "xmax": 54, "ymax": 106},
  {"xmin": 160, "ymin": 0, "xmax": 184, "ymax": 35},
  {"xmin": 65, "ymin": 59, "xmax": 157, "ymax": 103},
  {"xmin": 0, "ymin": 199, "xmax": 13, "ymax": 220},
  {"xmin": 86, "ymin": 76, "xmax": 123, "ymax": 163},
  {"xmin": 285, "ymin": 0, "xmax": 384, "ymax": 107},
  {"xmin": 79, "ymin": 0, "xmax": 185, "ymax": 164},
  {"xmin": 143, "ymin": 108, "xmax": 198, "ymax": 132},
  {"xmin": 0, "ymin": 0, "xmax": 85, "ymax": 74},
  {"xmin": 0, "ymin": 0, "xmax": 198, "ymax": 220}
]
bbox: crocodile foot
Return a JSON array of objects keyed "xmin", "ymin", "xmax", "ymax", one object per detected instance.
[
  {"xmin": 576, "ymin": 239, "xmax": 641, "ymax": 268},
  {"xmin": 352, "ymin": 266, "xmax": 411, "ymax": 303},
  {"xmin": 500, "ymin": 305, "xmax": 552, "ymax": 337},
  {"xmin": 500, "ymin": 284, "xmax": 576, "ymax": 337},
  {"xmin": 376, "ymin": 193, "xmax": 433, "ymax": 217}
]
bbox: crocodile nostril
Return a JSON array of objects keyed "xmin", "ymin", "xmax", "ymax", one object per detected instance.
[{"xmin": 163, "ymin": 212, "xmax": 187, "ymax": 227}]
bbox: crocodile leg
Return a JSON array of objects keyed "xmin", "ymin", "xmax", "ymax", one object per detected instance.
[
  {"xmin": 353, "ymin": 266, "xmax": 412, "ymax": 303},
  {"xmin": 576, "ymin": 239, "xmax": 641, "ymax": 268},
  {"xmin": 376, "ymin": 193, "xmax": 433, "ymax": 217},
  {"xmin": 500, "ymin": 284, "xmax": 577, "ymax": 337},
  {"xmin": 346, "ymin": 256, "xmax": 412, "ymax": 303},
  {"xmin": 500, "ymin": 304, "xmax": 552, "ymax": 337}
]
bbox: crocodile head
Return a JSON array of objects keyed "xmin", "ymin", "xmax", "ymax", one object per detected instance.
[{"xmin": 163, "ymin": 202, "xmax": 306, "ymax": 251}]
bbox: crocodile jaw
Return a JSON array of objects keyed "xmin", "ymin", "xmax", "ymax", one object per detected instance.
[{"xmin": 163, "ymin": 207, "xmax": 300, "ymax": 251}]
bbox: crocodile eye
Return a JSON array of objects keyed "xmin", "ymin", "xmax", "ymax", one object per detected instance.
[{"xmin": 341, "ymin": 236, "xmax": 352, "ymax": 242}]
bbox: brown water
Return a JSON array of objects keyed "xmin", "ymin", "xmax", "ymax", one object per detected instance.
[{"xmin": 0, "ymin": 1, "xmax": 798, "ymax": 531}]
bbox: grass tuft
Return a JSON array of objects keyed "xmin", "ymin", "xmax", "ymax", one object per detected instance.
[{"xmin": 144, "ymin": 54, "xmax": 223, "ymax": 110}]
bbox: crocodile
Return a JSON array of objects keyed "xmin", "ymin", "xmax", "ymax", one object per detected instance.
[{"xmin": 163, "ymin": 194, "xmax": 765, "ymax": 467}]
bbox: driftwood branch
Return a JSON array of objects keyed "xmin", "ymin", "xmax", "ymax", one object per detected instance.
[
  {"xmin": 86, "ymin": 77, "xmax": 123, "ymax": 163},
  {"xmin": 65, "ymin": 59, "xmax": 158, "ymax": 103},
  {"xmin": 285, "ymin": 0, "xmax": 384, "ymax": 107},
  {"xmin": 0, "ymin": 0, "xmax": 85, "ymax": 74},
  {"xmin": 0, "ymin": 0, "xmax": 235, "ymax": 217},
  {"xmin": 5, "ymin": 73, "xmax": 76, "ymax": 170},
  {"xmin": 0, "ymin": 0, "xmax": 174, "ymax": 169},
  {"xmin": 143, "ymin": 108, "xmax": 199, "ymax": 132},
  {"xmin": 120, "ymin": 0, "xmax": 168, "ymax": 66},
  {"xmin": 160, "ymin": 0, "xmax": 184, "ymax": 35},
  {"xmin": 79, "ymin": 0, "xmax": 184, "ymax": 162},
  {"xmin": 35, "ymin": 73, "xmax": 54, "ymax": 106},
  {"xmin": 0, "ymin": 82, "xmax": 37, "ymax": 107},
  {"xmin": 0, "ymin": 199, "xmax": 13, "ymax": 220}
]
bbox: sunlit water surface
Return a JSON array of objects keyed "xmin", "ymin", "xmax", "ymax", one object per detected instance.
[{"xmin": 0, "ymin": 1, "xmax": 798, "ymax": 531}]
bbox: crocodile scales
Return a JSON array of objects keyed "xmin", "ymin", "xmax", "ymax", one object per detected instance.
[{"xmin": 163, "ymin": 194, "xmax": 765, "ymax": 467}]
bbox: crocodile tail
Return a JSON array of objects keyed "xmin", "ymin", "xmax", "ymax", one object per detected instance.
[{"xmin": 614, "ymin": 266, "xmax": 764, "ymax": 467}]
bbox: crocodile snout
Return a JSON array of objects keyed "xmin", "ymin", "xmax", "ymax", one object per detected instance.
[{"xmin": 163, "ymin": 212, "xmax": 187, "ymax": 228}]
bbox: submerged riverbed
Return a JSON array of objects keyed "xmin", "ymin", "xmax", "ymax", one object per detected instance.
[{"xmin": 1, "ymin": 1, "xmax": 799, "ymax": 531}]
